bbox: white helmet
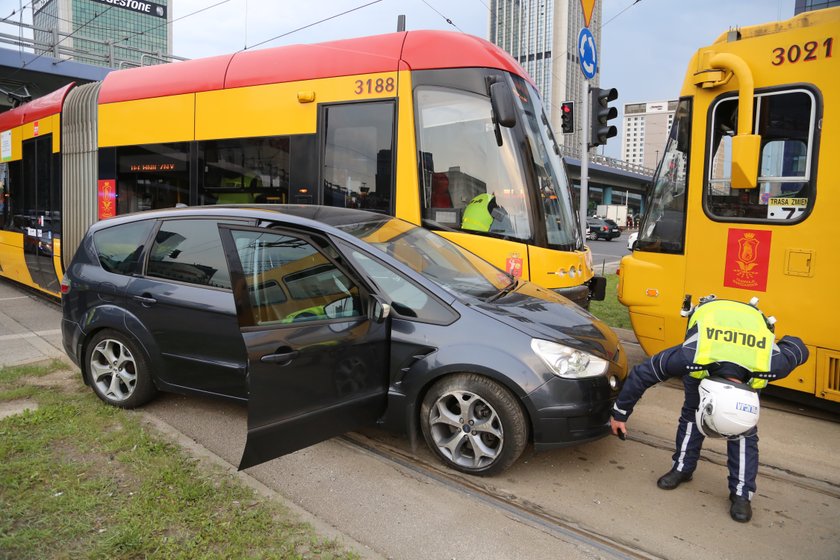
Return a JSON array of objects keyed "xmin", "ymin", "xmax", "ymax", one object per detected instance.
[{"xmin": 696, "ymin": 378, "xmax": 760, "ymax": 440}]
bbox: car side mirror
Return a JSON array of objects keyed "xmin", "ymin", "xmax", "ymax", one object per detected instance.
[{"xmin": 369, "ymin": 296, "xmax": 391, "ymax": 323}]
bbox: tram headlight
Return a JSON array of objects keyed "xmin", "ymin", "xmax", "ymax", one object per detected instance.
[{"xmin": 531, "ymin": 339, "xmax": 608, "ymax": 378}]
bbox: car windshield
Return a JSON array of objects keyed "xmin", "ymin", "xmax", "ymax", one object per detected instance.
[{"xmin": 338, "ymin": 217, "xmax": 512, "ymax": 299}]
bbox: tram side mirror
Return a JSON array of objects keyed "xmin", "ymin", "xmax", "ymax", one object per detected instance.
[
  {"xmin": 490, "ymin": 82, "xmax": 517, "ymax": 128},
  {"xmin": 730, "ymin": 134, "xmax": 761, "ymax": 189}
]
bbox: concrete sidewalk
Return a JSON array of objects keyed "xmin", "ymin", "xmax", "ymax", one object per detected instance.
[{"xmin": 0, "ymin": 282, "xmax": 65, "ymax": 367}]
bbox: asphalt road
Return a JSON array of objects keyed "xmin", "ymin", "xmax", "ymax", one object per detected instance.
[{"xmin": 587, "ymin": 229, "xmax": 634, "ymax": 274}]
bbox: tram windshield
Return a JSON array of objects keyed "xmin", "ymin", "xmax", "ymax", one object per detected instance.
[
  {"xmin": 512, "ymin": 76, "xmax": 581, "ymax": 250},
  {"xmin": 638, "ymin": 99, "xmax": 692, "ymax": 253},
  {"xmin": 416, "ymin": 86, "xmax": 532, "ymax": 240},
  {"xmin": 416, "ymin": 76, "xmax": 579, "ymax": 250}
]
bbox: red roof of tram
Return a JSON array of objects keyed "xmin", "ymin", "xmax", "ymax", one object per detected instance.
[
  {"xmin": 0, "ymin": 83, "xmax": 75, "ymax": 131},
  {"xmin": 97, "ymin": 30, "xmax": 530, "ymax": 104}
]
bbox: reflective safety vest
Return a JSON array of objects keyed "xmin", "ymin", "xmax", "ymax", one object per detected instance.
[
  {"xmin": 683, "ymin": 299, "xmax": 774, "ymax": 377},
  {"xmin": 461, "ymin": 193, "xmax": 495, "ymax": 232}
]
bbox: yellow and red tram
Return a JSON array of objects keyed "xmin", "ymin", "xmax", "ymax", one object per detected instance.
[{"xmin": 0, "ymin": 30, "xmax": 601, "ymax": 304}]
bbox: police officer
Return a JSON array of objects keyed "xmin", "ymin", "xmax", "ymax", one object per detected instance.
[{"xmin": 610, "ymin": 296, "xmax": 808, "ymax": 523}]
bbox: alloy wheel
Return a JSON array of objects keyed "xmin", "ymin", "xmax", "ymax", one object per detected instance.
[
  {"xmin": 427, "ymin": 389, "xmax": 504, "ymax": 469},
  {"xmin": 90, "ymin": 338, "xmax": 138, "ymax": 402}
]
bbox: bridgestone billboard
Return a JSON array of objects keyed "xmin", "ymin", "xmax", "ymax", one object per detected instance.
[{"xmin": 90, "ymin": 0, "xmax": 167, "ymax": 19}]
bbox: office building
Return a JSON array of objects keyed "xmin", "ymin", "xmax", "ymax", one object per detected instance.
[
  {"xmin": 794, "ymin": 0, "xmax": 840, "ymax": 13},
  {"xmin": 32, "ymin": 0, "xmax": 172, "ymax": 68},
  {"xmin": 621, "ymin": 100, "xmax": 677, "ymax": 170},
  {"xmin": 489, "ymin": 0, "xmax": 601, "ymax": 150}
]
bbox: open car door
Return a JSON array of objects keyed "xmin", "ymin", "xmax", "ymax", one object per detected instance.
[{"xmin": 221, "ymin": 226, "xmax": 390, "ymax": 470}]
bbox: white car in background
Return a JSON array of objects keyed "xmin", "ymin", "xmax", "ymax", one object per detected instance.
[{"xmin": 627, "ymin": 231, "xmax": 638, "ymax": 251}]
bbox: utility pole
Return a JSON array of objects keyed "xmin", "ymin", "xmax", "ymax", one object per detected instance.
[{"xmin": 579, "ymin": 84, "xmax": 589, "ymax": 238}]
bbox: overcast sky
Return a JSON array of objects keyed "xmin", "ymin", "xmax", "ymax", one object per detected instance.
[{"xmin": 2, "ymin": 0, "xmax": 797, "ymax": 157}]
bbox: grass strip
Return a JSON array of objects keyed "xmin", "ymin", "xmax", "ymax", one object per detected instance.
[
  {"xmin": 589, "ymin": 274, "xmax": 631, "ymax": 330},
  {"xmin": 0, "ymin": 360, "xmax": 358, "ymax": 560}
]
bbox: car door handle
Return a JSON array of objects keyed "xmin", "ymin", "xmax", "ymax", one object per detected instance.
[
  {"xmin": 132, "ymin": 294, "xmax": 157, "ymax": 306},
  {"xmin": 260, "ymin": 350, "xmax": 299, "ymax": 365}
]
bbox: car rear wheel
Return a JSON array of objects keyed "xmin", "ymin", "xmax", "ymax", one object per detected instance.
[
  {"xmin": 420, "ymin": 374, "xmax": 527, "ymax": 476},
  {"xmin": 85, "ymin": 329, "xmax": 156, "ymax": 408},
  {"xmin": 588, "ymin": 231, "xmax": 598, "ymax": 241}
]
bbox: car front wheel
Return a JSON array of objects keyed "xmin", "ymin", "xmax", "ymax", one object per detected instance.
[
  {"xmin": 85, "ymin": 329, "xmax": 157, "ymax": 408},
  {"xmin": 420, "ymin": 373, "xmax": 528, "ymax": 476}
]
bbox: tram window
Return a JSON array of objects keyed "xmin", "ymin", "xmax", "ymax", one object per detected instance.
[
  {"xmin": 116, "ymin": 143, "xmax": 189, "ymax": 214},
  {"xmin": 637, "ymin": 98, "xmax": 691, "ymax": 254},
  {"xmin": 147, "ymin": 219, "xmax": 233, "ymax": 289},
  {"xmin": 416, "ymin": 87, "xmax": 532, "ymax": 240},
  {"xmin": 2, "ymin": 160, "xmax": 22, "ymax": 231},
  {"xmin": 200, "ymin": 136, "xmax": 292, "ymax": 205},
  {"xmin": 706, "ymin": 90, "xmax": 815, "ymax": 222},
  {"xmin": 4, "ymin": 136, "xmax": 55, "ymax": 242},
  {"xmin": 322, "ymin": 102, "xmax": 393, "ymax": 213}
]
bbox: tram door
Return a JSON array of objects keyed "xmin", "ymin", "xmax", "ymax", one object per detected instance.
[{"xmin": 21, "ymin": 135, "xmax": 59, "ymax": 293}]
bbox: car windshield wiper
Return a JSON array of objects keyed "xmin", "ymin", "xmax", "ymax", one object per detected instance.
[{"xmin": 485, "ymin": 277, "xmax": 517, "ymax": 303}]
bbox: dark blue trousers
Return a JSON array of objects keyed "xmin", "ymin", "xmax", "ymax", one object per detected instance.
[{"xmin": 671, "ymin": 376, "xmax": 759, "ymax": 499}]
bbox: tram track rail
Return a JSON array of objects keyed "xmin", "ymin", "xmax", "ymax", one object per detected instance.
[
  {"xmin": 336, "ymin": 390, "xmax": 839, "ymax": 560},
  {"xmin": 339, "ymin": 432, "xmax": 665, "ymax": 560}
]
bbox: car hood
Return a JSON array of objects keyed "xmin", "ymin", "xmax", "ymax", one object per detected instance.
[{"xmin": 468, "ymin": 281, "xmax": 621, "ymax": 362}]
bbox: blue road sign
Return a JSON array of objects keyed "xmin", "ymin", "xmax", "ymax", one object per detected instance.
[{"xmin": 578, "ymin": 27, "xmax": 597, "ymax": 80}]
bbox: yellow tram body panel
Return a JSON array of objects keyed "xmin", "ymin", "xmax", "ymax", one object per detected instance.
[{"xmin": 620, "ymin": 7, "xmax": 840, "ymax": 401}]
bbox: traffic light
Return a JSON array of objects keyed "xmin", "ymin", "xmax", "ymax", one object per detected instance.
[
  {"xmin": 560, "ymin": 101, "xmax": 574, "ymax": 134},
  {"xmin": 589, "ymin": 87, "xmax": 618, "ymax": 148}
]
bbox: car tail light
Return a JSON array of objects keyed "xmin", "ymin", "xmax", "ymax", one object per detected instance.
[
  {"xmin": 60, "ymin": 275, "xmax": 71, "ymax": 295},
  {"xmin": 602, "ymin": 226, "xmax": 608, "ymax": 232}
]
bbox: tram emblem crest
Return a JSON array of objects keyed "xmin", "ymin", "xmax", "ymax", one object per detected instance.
[{"xmin": 724, "ymin": 229, "xmax": 771, "ymax": 292}]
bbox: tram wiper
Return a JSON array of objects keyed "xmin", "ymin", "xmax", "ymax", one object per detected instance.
[{"xmin": 486, "ymin": 277, "xmax": 517, "ymax": 303}]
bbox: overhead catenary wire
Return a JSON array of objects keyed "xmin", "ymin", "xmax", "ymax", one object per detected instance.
[
  {"xmin": 243, "ymin": 0, "xmax": 383, "ymax": 51},
  {"xmin": 4, "ymin": 5, "xmax": 114, "ymax": 78},
  {"xmin": 1, "ymin": 0, "xmax": 35, "ymax": 24},
  {"xmin": 420, "ymin": 0, "xmax": 463, "ymax": 32}
]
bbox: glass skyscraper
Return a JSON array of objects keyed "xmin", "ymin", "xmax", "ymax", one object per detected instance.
[
  {"xmin": 32, "ymin": 0, "xmax": 172, "ymax": 68},
  {"xmin": 489, "ymin": 0, "xmax": 602, "ymax": 150}
]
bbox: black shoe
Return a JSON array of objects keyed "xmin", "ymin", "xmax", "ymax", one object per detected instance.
[
  {"xmin": 729, "ymin": 494, "xmax": 753, "ymax": 523},
  {"xmin": 656, "ymin": 469, "xmax": 693, "ymax": 490}
]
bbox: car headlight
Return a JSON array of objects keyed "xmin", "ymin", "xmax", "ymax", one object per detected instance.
[{"xmin": 531, "ymin": 339, "xmax": 608, "ymax": 378}]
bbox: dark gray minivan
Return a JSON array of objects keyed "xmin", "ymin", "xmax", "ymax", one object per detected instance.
[{"xmin": 61, "ymin": 205, "xmax": 626, "ymax": 475}]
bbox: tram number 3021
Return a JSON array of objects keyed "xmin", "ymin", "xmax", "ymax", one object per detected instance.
[{"xmin": 771, "ymin": 37, "xmax": 834, "ymax": 65}]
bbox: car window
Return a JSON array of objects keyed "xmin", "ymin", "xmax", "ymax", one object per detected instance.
[
  {"xmin": 147, "ymin": 219, "xmax": 234, "ymax": 289},
  {"xmin": 92, "ymin": 220, "xmax": 154, "ymax": 275},
  {"xmin": 343, "ymin": 246, "xmax": 455, "ymax": 324},
  {"xmin": 230, "ymin": 230, "xmax": 362, "ymax": 326}
]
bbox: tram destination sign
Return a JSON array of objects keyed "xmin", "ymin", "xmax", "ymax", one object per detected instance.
[{"xmin": 91, "ymin": 0, "xmax": 167, "ymax": 19}]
